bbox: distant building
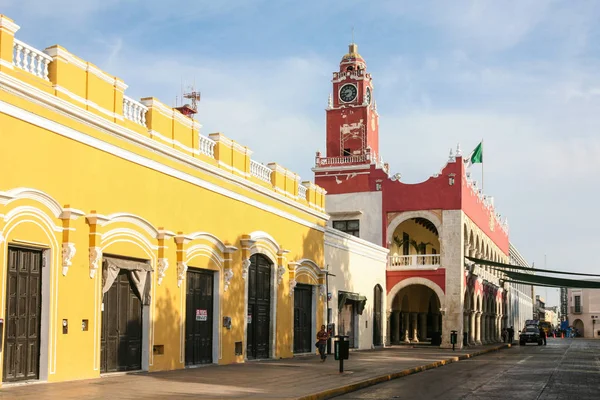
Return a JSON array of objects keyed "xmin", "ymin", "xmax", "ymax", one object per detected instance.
[
  {"xmin": 507, "ymin": 244, "xmax": 534, "ymax": 331},
  {"xmin": 545, "ymin": 306, "xmax": 559, "ymax": 328},
  {"xmin": 567, "ymin": 289, "xmax": 600, "ymax": 338},
  {"xmin": 536, "ymin": 295, "xmax": 546, "ymax": 321}
]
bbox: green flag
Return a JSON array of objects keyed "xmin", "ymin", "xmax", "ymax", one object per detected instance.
[{"xmin": 468, "ymin": 142, "xmax": 483, "ymax": 165}]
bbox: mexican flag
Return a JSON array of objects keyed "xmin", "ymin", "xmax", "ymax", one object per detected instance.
[{"xmin": 465, "ymin": 141, "xmax": 483, "ymax": 167}]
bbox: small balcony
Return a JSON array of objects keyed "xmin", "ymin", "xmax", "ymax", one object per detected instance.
[
  {"xmin": 387, "ymin": 254, "xmax": 441, "ymax": 271},
  {"xmin": 570, "ymin": 306, "xmax": 582, "ymax": 315}
]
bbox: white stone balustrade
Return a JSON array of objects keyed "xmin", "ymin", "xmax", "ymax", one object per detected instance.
[
  {"xmin": 316, "ymin": 154, "xmax": 369, "ymax": 167},
  {"xmin": 250, "ymin": 160, "xmax": 272, "ymax": 183},
  {"xmin": 13, "ymin": 39, "xmax": 52, "ymax": 80},
  {"xmin": 298, "ymin": 183, "xmax": 308, "ymax": 200},
  {"xmin": 123, "ymin": 95, "xmax": 148, "ymax": 126},
  {"xmin": 198, "ymin": 135, "xmax": 215, "ymax": 158},
  {"xmin": 387, "ymin": 254, "xmax": 441, "ymax": 270}
]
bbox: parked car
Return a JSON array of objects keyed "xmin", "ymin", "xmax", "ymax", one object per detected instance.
[{"xmin": 519, "ymin": 326, "xmax": 543, "ymax": 346}]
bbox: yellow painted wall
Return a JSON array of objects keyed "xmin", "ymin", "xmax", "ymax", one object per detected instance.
[{"xmin": 0, "ymin": 14, "xmax": 327, "ymax": 385}]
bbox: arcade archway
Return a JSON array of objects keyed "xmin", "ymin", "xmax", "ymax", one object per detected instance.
[{"xmin": 389, "ymin": 284, "xmax": 442, "ymax": 344}]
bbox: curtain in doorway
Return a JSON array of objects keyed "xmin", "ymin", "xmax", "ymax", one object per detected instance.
[{"xmin": 102, "ymin": 257, "xmax": 153, "ymax": 305}]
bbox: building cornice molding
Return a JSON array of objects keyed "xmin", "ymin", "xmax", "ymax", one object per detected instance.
[
  {"xmin": 0, "ymin": 71, "xmax": 328, "ymax": 224},
  {"xmin": 0, "ymin": 16, "xmax": 20, "ymax": 34}
]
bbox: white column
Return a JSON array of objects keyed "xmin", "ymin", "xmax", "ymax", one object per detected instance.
[
  {"xmin": 469, "ymin": 311, "xmax": 476, "ymax": 345},
  {"xmin": 440, "ymin": 210, "xmax": 465, "ymax": 349},
  {"xmin": 475, "ymin": 311, "xmax": 482, "ymax": 345},
  {"xmin": 411, "ymin": 312, "xmax": 419, "ymax": 343},
  {"xmin": 403, "ymin": 313, "xmax": 410, "ymax": 343},
  {"xmin": 386, "ymin": 310, "xmax": 392, "ymax": 346}
]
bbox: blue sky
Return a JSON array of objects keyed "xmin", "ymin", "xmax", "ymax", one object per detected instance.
[{"xmin": 5, "ymin": 0, "xmax": 600, "ymax": 306}]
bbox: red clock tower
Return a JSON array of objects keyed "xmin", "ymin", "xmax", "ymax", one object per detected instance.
[
  {"xmin": 314, "ymin": 43, "xmax": 388, "ymax": 194},
  {"xmin": 325, "ymin": 43, "xmax": 380, "ymax": 160}
]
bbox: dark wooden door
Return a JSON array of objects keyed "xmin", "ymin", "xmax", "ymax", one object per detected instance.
[
  {"xmin": 101, "ymin": 270, "xmax": 142, "ymax": 373},
  {"xmin": 293, "ymin": 285, "xmax": 312, "ymax": 353},
  {"xmin": 3, "ymin": 246, "xmax": 42, "ymax": 383},
  {"xmin": 373, "ymin": 285, "xmax": 383, "ymax": 346},
  {"xmin": 185, "ymin": 269, "xmax": 213, "ymax": 366},
  {"xmin": 246, "ymin": 254, "xmax": 271, "ymax": 360}
]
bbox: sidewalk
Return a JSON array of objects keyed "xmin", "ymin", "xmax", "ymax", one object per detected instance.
[{"xmin": 0, "ymin": 344, "xmax": 510, "ymax": 400}]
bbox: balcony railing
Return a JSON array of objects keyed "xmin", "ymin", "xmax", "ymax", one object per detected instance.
[
  {"xmin": 250, "ymin": 160, "xmax": 272, "ymax": 183},
  {"xmin": 316, "ymin": 154, "xmax": 369, "ymax": 167},
  {"xmin": 387, "ymin": 254, "xmax": 441, "ymax": 270},
  {"xmin": 13, "ymin": 39, "xmax": 52, "ymax": 81},
  {"xmin": 570, "ymin": 306, "xmax": 582, "ymax": 315},
  {"xmin": 123, "ymin": 95, "xmax": 148, "ymax": 126}
]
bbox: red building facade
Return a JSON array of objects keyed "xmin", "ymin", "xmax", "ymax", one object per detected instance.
[{"xmin": 314, "ymin": 43, "xmax": 510, "ymax": 348}]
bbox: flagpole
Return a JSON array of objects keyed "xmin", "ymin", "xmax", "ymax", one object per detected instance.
[{"xmin": 481, "ymin": 138, "xmax": 484, "ymax": 193}]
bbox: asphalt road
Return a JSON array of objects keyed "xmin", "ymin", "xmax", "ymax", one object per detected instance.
[{"xmin": 337, "ymin": 338, "xmax": 600, "ymax": 400}]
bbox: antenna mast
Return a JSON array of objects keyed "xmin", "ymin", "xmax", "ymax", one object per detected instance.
[{"xmin": 175, "ymin": 82, "xmax": 201, "ymax": 119}]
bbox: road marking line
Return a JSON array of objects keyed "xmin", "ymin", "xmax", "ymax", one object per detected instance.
[{"xmin": 517, "ymin": 356, "xmax": 533, "ymax": 364}]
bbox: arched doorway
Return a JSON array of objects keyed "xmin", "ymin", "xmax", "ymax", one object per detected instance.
[
  {"xmin": 246, "ymin": 254, "xmax": 272, "ymax": 360},
  {"xmin": 387, "ymin": 216, "xmax": 441, "ymax": 269},
  {"xmin": 390, "ymin": 284, "xmax": 442, "ymax": 344},
  {"xmin": 573, "ymin": 319, "xmax": 584, "ymax": 337},
  {"xmin": 373, "ymin": 285, "xmax": 383, "ymax": 346}
]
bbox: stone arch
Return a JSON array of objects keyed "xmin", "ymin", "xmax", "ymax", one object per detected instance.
[
  {"xmin": 387, "ymin": 277, "xmax": 445, "ymax": 312},
  {"xmin": 573, "ymin": 319, "xmax": 584, "ymax": 336},
  {"xmin": 0, "ymin": 187, "xmax": 75, "ymax": 218},
  {"xmin": 1, "ymin": 206, "xmax": 60, "ymax": 380},
  {"xmin": 244, "ymin": 234, "xmax": 279, "ymax": 360},
  {"xmin": 103, "ymin": 213, "xmax": 160, "ymax": 240},
  {"xmin": 386, "ymin": 210, "xmax": 442, "ymax": 247},
  {"xmin": 295, "ymin": 259, "xmax": 324, "ymax": 285},
  {"xmin": 100, "ymin": 226, "xmax": 157, "ymax": 370},
  {"xmin": 249, "ymin": 231, "xmax": 282, "ymax": 256}
]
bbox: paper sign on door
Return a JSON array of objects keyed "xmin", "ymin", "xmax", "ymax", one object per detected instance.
[{"xmin": 196, "ymin": 309, "xmax": 207, "ymax": 321}]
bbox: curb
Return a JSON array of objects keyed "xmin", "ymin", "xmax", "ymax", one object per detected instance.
[{"xmin": 297, "ymin": 344, "xmax": 511, "ymax": 400}]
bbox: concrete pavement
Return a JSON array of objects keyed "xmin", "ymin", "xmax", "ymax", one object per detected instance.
[
  {"xmin": 0, "ymin": 343, "xmax": 509, "ymax": 399},
  {"xmin": 339, "ymin": 338, "xmax": 600, "ymax": 400}
]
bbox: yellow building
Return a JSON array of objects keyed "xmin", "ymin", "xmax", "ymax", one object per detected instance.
[{"xmin": 0, "ymin": 15, "xmax": 328, "ymax": 384}]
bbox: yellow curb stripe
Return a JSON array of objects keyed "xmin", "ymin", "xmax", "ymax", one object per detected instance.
[{"xmin": 297, "ymin": 344, "xmax": 510, "ymax": 400}]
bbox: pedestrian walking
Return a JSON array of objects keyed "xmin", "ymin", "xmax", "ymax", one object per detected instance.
[
  {"xmin": 502, "ymin": 328, "xmax": 507, "ymax": 343},
  {"xmin": 316, "ymin": 325, "xmax": 329, "ymax": 362},
  {"xmin": 507, "ymin": 326, "xmax": 514, "ymax": 343},
  {"xmin": 540, "ymin": 328, "xmax": 547, "ymax": 345}
]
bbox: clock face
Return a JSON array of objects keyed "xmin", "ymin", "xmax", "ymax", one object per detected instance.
[
  {"xmin": 339, "ymin": 84, "xmax": 357, "ymax": 102},
  {"xmin": 365, "ymin": 87, "xmax": 372, "ymax": 105}
]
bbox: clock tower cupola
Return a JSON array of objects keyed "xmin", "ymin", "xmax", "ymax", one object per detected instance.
[{"xmin": 322, "ymin": 42, "xmax": 380, "ymax": 163}]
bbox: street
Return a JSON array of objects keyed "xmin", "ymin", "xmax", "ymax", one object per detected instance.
[{"xmin": 338, "ymin": 338, "xmax": 600, "ymax": 400}]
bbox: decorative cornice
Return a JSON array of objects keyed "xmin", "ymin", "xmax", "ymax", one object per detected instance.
[
  {"xmin": 53, "ymin": 84, "xmax": 123, "ymax": 121},
  {"xmin": 59, "ymin": 207, "xmax": 86, "ymax": 220},
  {"xmin": 267, "ymin": 163, "xmax": 287, "ymax": 175},
  {"xmin": 0, "ymin": 16, "xmax": 20, "ymax": 34},
  {"xmin": 208, "ymin": 132, "xmax": 232, "ymax": 146},
  {"xmin": 0, "ymin": 71, "xmax": 328, "ymax": 225}
]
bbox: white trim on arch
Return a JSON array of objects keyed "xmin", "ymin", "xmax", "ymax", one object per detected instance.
[
  {"xmin": 244, "ymin": 247, "xmax": 278, "ymax": 361},
  {"xmin": 249, "ymin": 231, "xmax": 281, "ymax": 255},
  {"xmin": 182, "ymin": 238, "xmax": 228, "ymax": 365},
  {"xmin": 102, "ymin": 213, "xmax": 161, "ymax": 239},
  {"xmin": 100, "ymin": 229, "xmax": 156, "ymax": 372},
  {"xmin": 387, "ymin": 277, "xmax": 446, "ymax": 312},
  {"xmin": 1, "ymin": 209, "xmax": 61, "ymax": 380},
  {"xmin": 386, "ymin": 211, "xmax": 443, "ymax": 246},
  {"xmin": 0, "ymin": 187, "xmax": 75, "ymax": 218}
]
